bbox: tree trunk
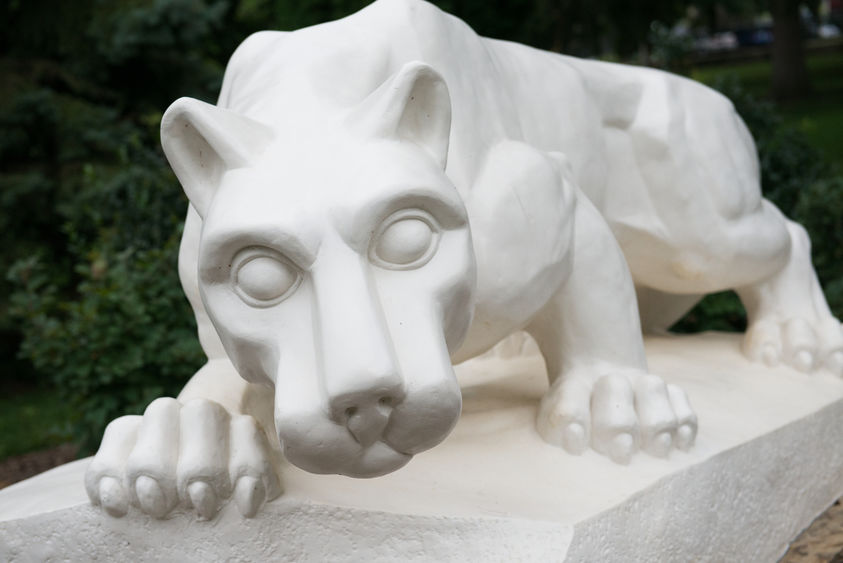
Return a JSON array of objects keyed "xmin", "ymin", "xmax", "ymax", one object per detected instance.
[{"xmin": 770, "ymin": 0, "xmax": 811, "ymax": 100}]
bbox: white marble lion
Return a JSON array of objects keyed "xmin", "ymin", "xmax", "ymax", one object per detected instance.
[{"xmin": 85, "ymin": 0, "xmax": 843, "ymax": 520}]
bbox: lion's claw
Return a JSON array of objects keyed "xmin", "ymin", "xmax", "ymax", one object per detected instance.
[
  {"xmin": 234, "ymin": 475, "xmax": 266, "ymax": 518},
  {"xmin": 537, "ymin": 370, "xmax": 697, "ymax": 463},
  {"xmin": 86, "ymin": 398, "xmax": 282, "ymax": 520}
]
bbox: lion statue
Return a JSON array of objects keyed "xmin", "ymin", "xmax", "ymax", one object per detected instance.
[{"xmin": 85, "ymin": 0, "xmax": 842, "ymax": 520}]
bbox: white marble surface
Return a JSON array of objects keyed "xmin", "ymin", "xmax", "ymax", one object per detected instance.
[{"xmin": 2, "ymin": 333, "xmax": 842, "ymax": 561}]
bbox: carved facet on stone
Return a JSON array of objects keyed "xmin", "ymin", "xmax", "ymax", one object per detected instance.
[
  {"xmin": 82, "ymin": 0, "xmax": 843, "ymax": 523},
  {"xmin": 3, "ymin": 334, "xmax": 843, "ymax": 562}
]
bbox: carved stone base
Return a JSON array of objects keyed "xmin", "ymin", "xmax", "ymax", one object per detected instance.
[{"xmin": 2, "ymin": 333, "xmax": 842, "ymax": 561}]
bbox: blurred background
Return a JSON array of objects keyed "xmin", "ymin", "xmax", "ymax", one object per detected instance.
[{"xmin": 0, "ymin": 0, "xmax": 841, "ymax": 482}]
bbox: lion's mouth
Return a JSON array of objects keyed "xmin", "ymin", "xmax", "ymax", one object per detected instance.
[
  {"xmin": 281, "ymin": 434, "xmax": 413, "ymax": 478},
  {"xmin": 274, "ymin": 377, "xmax": 462, "ymax": 478}
]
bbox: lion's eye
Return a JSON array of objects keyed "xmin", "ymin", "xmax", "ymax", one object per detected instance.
[
  {"xmin": 233, "ymin": 251, "xmax": 300, "ymax": 306},
  {"xmin": 371, "ymin": 211, "xmax": 439, "ymax": 270}
]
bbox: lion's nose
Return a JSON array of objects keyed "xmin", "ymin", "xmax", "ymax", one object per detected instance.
[{"xmin": 330, "ymin": 382, "xmax": 405, "ymax": 448}]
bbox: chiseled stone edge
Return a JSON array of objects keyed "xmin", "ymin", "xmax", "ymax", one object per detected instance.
[
  {"xmin": 0, "ymin": 495, "xmax": 571, "ymax": 562},
  {"xmin": 566, "ymin": 398, "xmax": 843, "ymax": 562}
]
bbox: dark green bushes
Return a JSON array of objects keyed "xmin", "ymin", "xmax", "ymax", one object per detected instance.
[
  {"xmin": 8, "ymin": 237, "xmax": 204, "ymax": 452},
  {"xmin": 795, "ymin": 176, "xmax": 843, "ymax": 319},
  {"xmin": 1, "ymin": 92, "xmax": 206, "ymax": 453},
  {"xmin": 1, "ymin": 0, "xmax": 234, "ymax": 454}
]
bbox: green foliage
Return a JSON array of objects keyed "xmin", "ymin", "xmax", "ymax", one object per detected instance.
[
  {"xmin": 1, "ymin": 100, "xmax": 206, "ymax": 452},
  {"xmin": 8, "ymin": 237, "xmax": 204, "ymax": 453},
  {"xmin": 0, "ymin": 0, "xmax": 230, "ymax": 454},
  {"xmin": 673, "ymin": 291, "xmax": 747, "ymax": 333},
  {"xmin": 648, "ymin": 21, "xmax": 694, "ymax": 74},
  {"xmin": 233, "ymin": 0, "xmax": 371, "ymax": 32},
  {"xmin": 0, "ymin": 387, "xmax": 73, "ymax": 459},
  {"xmin": 86, "ymin": 0, "xmax": 233, "ymax": 108},
  {"xmin": 794, "ymin": 176, "xmax": 843, "ymax": 319}
]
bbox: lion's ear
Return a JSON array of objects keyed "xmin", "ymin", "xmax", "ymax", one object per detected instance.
[
  {"xmin": 161, "ymin": 97, "xmax": 273, "ymax": 217},
  {"xmin": 348, "ymin": 62, "xmax": 452, "ymax": 169}
]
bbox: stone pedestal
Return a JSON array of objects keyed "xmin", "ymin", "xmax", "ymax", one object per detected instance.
[{"xmin": 1, "ymin": 333, "xmax": 842, "ymax": 561}]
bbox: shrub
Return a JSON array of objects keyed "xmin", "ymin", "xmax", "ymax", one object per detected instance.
[
  {"xmin": 5, "ymin": 124, "xmax": 205, "ymax": 453},
  {"xmin": 2, "ymin": 0, "xmax": 230, "ymax": 454},
  {"xmin": 794, "ymin": 176, "xmax": 843, "ymax": 319},
  {"xmin": 9, "ymin": 235, "xmax": 204, "ymax": 453}
]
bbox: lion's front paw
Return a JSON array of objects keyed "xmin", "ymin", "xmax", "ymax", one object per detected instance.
[
  {"xmin": 744, "ymin": 317, "xmax": 843, "ymax": 376},
  {"xmin": 85, "ymin": 397, "xmax": 282, "ymax": 520},
  {"xmin": 536, "ymin": 371, "xmax": 697, "ymax": 464}
]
